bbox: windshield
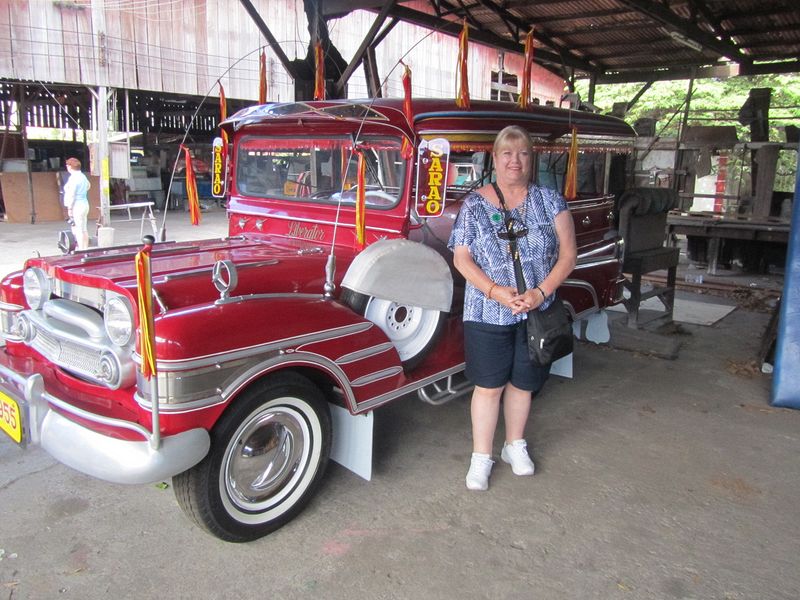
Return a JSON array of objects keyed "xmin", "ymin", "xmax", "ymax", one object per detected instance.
[{"xmin": 236, "ymin": 136, "xmax": 405, "ymax": 209}]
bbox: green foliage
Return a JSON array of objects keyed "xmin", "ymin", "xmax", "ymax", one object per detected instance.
[{"xmin": 576, "ymin": 74, "xmax": 800, "ymax": 142}]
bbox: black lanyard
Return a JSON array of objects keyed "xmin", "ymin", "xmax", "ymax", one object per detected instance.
[{"xmin": 491, "ymin": 182, "xmax": 527, "ymax": 294}]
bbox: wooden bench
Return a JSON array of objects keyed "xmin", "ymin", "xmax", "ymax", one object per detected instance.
[{"xmin": 110, "ymin": 201, "xmax": 157, "ymax": 236}]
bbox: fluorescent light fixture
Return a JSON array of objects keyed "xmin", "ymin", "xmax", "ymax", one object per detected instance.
[{"xmin": 669, "ymin": 30, "xmax": 704, "ymax": 52}]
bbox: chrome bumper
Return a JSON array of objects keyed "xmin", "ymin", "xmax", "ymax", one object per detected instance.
[{"xmin": 0, "ymin": 361, "xmax": 210, "ymax": 485}]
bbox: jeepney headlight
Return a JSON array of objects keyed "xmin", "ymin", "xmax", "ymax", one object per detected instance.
[
  {"xmin": 23, "ymin": 268, "xmax": 51, "ymax": 310},
  {"xmin": 104, "ymin": 296, "xmax": 134, "ymax": 346}
]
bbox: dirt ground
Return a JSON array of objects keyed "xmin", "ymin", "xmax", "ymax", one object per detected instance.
[{"xmin": 1, "ymin": 210, "xmax": 798, "ymax": 599}]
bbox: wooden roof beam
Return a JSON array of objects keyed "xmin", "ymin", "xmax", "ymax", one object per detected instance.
[
  {"xmin": 596, "ymin": 59, "xmax": 800, "ymax": 84},
  {"xmin": 239, "ymin": 0, "xmax": 299, "ymax": 80},
  {"xmin": 335, "ymin": 0, "xmax": 396, "ymax": 96},
  {"xmin": 388, "ymin": 4, "xmax": 598, "ymax": 75},
  {"xmin": 616, "ymin": 0, "xmax": 750, "ymax": 64},
  {"xmin": 435, "ymin": 0, "xmax": 595, "ymax": 73}
]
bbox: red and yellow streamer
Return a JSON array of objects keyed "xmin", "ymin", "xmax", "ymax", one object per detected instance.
[
  {"xmin": 354, "ymin": 150, "xmax": 366, "ymax": 249},
  {"xmin": 455, "ymin": 20, "xmax": 470, "ymax": 109},
  {"xmin": 314, "ymin": 42, "xmax": 325, "ymax": 101},
  {"xmin": 259, "ymin": 49, "xmax": 267, "ymax": 104},
  {"xmin": 135, "ymin": 243, "xmax": 157, "ymax": 379},
  {"xmin": 563, "ymin": 127, "xmax": 579, "ymax": 200},
  {"xmin": 518, "ymin": 29, "xmax": 534, "ymax": 109},
  {"xmin": 401, "ymin": 63, "xmax": 413, "ymax": 159},
  {"xmin": 219, "ymin": 82, "xmax": 229, "ymax": 156},
  {"xmin": 180, "ymin": 144, "xmax": 201, "ymax": 225}
]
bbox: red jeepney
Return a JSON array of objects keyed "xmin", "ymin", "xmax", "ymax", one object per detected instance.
[{"xmin": 0, "ymin": 99, "xmax": 634, "ymax": 541}]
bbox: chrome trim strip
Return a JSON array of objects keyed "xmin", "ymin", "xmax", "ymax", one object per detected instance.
[
  {"xmin": 226, "ymin": 352, "xmax": 358, "ymax": 413},
  {"xmin": 215, "ymin": 292, "xmax": 322, "ymax": 306},
  {"xmin": 350, "ymin": 366, "xmax": 404, "ymax": 387},
  {"xmin": 231, "ymin": 210, "xmax": 403, "ymax": 235},
  {"xmin": 137, "ymin": 351, "xmax": 356, "ymax": 413},
  {"xmin": 565, "ymin": 198, "xmax": 613, "ymax": 209},
  {"xmin": 334, "ymin": 342, "xmax": 395, "ymax": 365},
  {"xmin": 0, "ymin": 301, "xmax": 24, "ymax": 311},
  {"xmin": 135, "ymin": 388, "xmax": 226, "ymax": 414},
  {"xmin": 78, "ymin": 244, "xmax": 202, "ymax": 264},
  {"xmin": 561, "ymin": 278, "xmax": 599, "ymax": 309},
  {"xmin": 577, "ymin": 241, "xmax": 617, "ymax": 260},
  {"xmin": 574, "ymin": 258, "xmax": 619, "ymax": 270},
  {"xmin": 53, "ymin": 280, "xmax": 107, "ymax": 311},
  {"xmin": 158, "ymin": 259, "xmax": 281, "ymax": 283},
  {"xmin": 354, "ymin": 363, "xmax": 466, "ymax": 412},
  {"xmin": 137, "ymin": 321, "xmax": 374, "ymax": 372},
  {"xmin": 417, "ymin": 128, "xmax": 550, "ymax": 137}
]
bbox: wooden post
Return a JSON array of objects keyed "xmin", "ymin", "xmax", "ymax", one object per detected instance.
[{"xmin": 18, "ymin": 85, "xmax": 36, "ymax": 224}]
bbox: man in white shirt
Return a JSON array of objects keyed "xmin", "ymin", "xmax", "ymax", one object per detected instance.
[{"xmin": 63, "ymin": 157, "xmax": 91, "ymax": 250}]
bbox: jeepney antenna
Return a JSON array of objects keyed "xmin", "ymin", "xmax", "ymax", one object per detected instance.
[
  {"xmin": 160, "ymin": 45, "xmax": 281, "ymax": 241},
  {"xmin": 321, "ymin": 32, "xmax": 436, "ymax": 299}
]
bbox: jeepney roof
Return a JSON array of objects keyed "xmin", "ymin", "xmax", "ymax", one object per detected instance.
[{"xmin": 222, "ymin": 98, "xmax": 636, "ymax": 142}]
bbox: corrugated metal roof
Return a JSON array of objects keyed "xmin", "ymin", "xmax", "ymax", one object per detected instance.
[{"xmin": 379, "ymin": 0, "xmax": 800, "ymax": 82}]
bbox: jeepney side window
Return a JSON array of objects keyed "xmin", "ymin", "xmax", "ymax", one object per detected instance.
[
  {"xmin": 235, "ymin": 136, "xmax": 404, "ymax": 209},
  {"xmin": 535, "ymin": 150, "xmax": 606, "ymax": 196}
]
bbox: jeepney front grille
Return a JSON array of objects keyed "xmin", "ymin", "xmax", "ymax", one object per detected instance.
[
  {"xmin": 16, "ymin": 300, "xmax": 136, "ymax": 390},
  {"xmin": 30, "ymin": 327, "xmax": 101, "ymax": 374}
]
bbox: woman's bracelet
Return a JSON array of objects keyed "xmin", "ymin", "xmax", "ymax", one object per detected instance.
[
  {"xmin": 487, "ymin": 283, "xmax": 497, "ymax": 299},
  {"xmin": 536, "ymin": 286, "xmax": 547, "ymax": 300}
]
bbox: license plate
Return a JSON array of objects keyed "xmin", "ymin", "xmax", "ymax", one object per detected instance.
[{"xmin": 0, "ymin": 390, "xmax": 23, "ymax": 444}]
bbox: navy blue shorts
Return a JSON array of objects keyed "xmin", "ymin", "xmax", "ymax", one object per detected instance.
[{"xmin": 463, "ymin": 320, "xmax": 550, "ymax": 393}]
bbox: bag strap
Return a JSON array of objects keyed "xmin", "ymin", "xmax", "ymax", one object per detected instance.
[{"xmin": 491, "ymin": 182, "xmax": 527, "ymax": 294}]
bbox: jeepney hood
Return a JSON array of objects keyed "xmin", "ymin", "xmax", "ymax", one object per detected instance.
[{"xmin": 22, "ymin": 234, "xmax": 351, "ymax": 309}]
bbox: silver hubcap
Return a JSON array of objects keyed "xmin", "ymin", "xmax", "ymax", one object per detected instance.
[{"xmin": 224, "ymin": 407, "xmax": 307, "ymax": 509}]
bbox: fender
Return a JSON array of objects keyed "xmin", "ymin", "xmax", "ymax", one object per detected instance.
[
  {"xmin": 138, "ymin": 294, "xmax": 403, "ymax": 410},
  {"xmin": 340, "ymin": 239, "xmax": 453, "ymax": 312}
]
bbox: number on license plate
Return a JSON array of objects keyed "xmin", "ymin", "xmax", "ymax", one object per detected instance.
[{"xmin": 0, "ymin": 391, "xmax": 22, "ymax": 444}]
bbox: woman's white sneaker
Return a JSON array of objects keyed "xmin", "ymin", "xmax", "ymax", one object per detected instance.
[
  {"xmin": 465, "ymin": 453, "xmax": 495, "ymax": 491},
  {"xmin": 501, "ymin": 440, "xmax": 535, "ymax": 476}
]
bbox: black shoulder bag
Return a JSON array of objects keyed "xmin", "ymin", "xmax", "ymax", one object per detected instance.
[{"xmin": 492, "ymin": 183, "xmax": 573, "ymax": 366}]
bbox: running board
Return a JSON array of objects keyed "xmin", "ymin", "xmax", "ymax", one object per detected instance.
[{"xmin": 417, "ymin": 374, "xmax": 473, "ymax": 406}]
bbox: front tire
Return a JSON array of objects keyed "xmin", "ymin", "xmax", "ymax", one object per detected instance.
[{"xmin": 173, "ymin": 373, "xmax": 331, "ymax": 542}]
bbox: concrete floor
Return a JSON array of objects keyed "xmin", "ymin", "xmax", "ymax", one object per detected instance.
[{"xmin": 1, "ymin": 208, "xmax": 798, "ymax": 599}]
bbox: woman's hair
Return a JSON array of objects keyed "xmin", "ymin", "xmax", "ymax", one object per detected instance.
[
  {"xmin": 66, "ymin": 157, "xmax": 81, "ymax": 170},
  {"xmin": 493, "ymin": 125, "xmax": 534, "ymax": 155}
]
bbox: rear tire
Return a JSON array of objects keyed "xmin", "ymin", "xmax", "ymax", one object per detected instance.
[
  {"xmin": 340, "ymin": 288, "xmax": 446, "ymax": 370},
  {"xmin": 173, "ymin": 372, "xmax": 331, "ymax": 542}
]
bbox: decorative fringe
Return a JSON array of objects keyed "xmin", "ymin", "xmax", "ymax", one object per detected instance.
[
  {"xmin": 180, "ymin": 144, "xmax": 201, "ymax": 225},
  {"xmin": 219, "ymin": 82, "xmax": 227, "ymax": 121},
  {"xmin": 401, "ymin": 62, "xmax": 413, "ymax": 159},
  {"xmin": 354, "ymin": 150, "xmax": 366, "ymax": 249},
  {"xmin": 314, "ymin": 42, "xmax": 325, "ymax": 101},
  {"xmin": 259, "ymin": 50, "xmax": 267, "ymax": 104},
  {"xmin": 518, "ymin": 29, "xmax": 534, "ymax": 109},
  {"xmin": 564, "ymin": 127, "xmax": 578, "ymax": 200},
  {"xmin": 219, "ymin": 82, "xmax": 229, "ymax": 157},
  {"xmin": 135, "ymin": 243, "xmax": 157, "ymax": 379},
  {"xmin": 455, "ymin": 20, "xmax": 470, "ymax": 109}
]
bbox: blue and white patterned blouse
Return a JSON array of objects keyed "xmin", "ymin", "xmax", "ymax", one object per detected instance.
[{"xmin": 448, "ymin": 184, "xmax": 568, "ymax": 325}]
